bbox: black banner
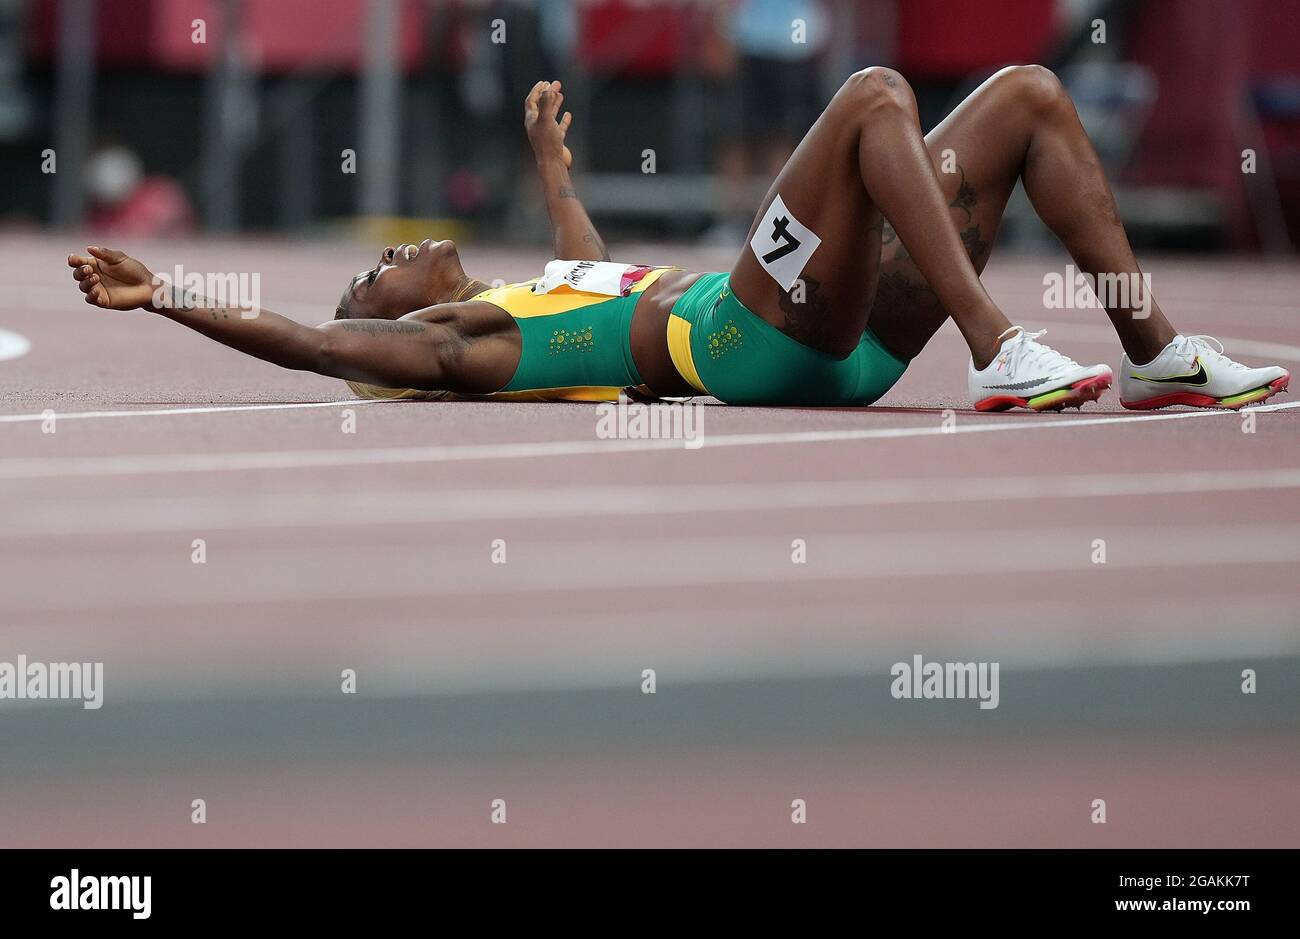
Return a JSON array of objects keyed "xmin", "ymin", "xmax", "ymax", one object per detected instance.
[{"xmin": 0, "ymin": 849, "xmax": 1288, "ymax": 925}]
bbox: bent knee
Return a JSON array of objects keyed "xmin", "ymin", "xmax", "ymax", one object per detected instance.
[
  {"xmin": 839, "ymin": 66, "xmax": 913, "ymax": 113},
  {"xmin": 993, "ymin": 64, "xmax": 1071, "ymax": 114}
]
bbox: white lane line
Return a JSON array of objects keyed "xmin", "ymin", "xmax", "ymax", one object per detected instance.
[
  {"xmin": 0, "ymin": 398, "xmax": 394, "ymax": 424},
  {"xmin": 0, "ymin": 400, "xmax": 1297, "ymax": 480},
  {"xmin": 0, "ymin": 329, "xmax": 31, "ymax": 362},
  {"xmin": 6, "ymin": 468, "xmax": 1300, "ymax": 536}
]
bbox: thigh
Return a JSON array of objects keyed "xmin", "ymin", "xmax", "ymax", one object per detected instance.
[
  {"xmin": 867, "ymin": 70, "xmax": 1038, "ymax": 360},
  {"xmin": 729, "ymin": 82, "xmax": 882, "ymax": 359}
]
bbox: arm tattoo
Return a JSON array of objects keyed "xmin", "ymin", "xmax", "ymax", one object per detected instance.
[
  {"xmin": 339, "ymin": 320, "xmax": 427, "ymax": 336},
  {"xmin": 557, "ymin": 186, "xmax": 578, "ymax": 199},
  {"xmin": 583, "ymin": 229, "xmax": 611, "ymax": 261},
  {"xmin": 167, "ymin": 285, "xmax": 241, "ymax": 319},
  {"xmin": 171, "ymin": 284, "xmax": 203, "ymax": 312}
]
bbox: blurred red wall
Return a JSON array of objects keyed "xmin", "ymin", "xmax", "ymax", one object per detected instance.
[
  {"xmin": 29, "ymin": 0, "xmax": 430, "ymax": 73},
  {"xmin": 894, "ymin": 0, "xmax": 1057, "ymax": 77}
]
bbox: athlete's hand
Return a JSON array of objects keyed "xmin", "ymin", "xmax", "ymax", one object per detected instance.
[
  {"xmin": 524, "ymin": 79, "xmax": 573, "ymax": 169},
  {"xmin": 67, "ymin": 246, "xmax": 158, "ymax": 311}
]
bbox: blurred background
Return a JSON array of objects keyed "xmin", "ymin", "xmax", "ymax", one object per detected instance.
[{"xmin": 3, "ymin": 0, "xmax": 1299, "ymax": 252}]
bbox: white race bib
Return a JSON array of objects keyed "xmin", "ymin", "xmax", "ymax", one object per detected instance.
[
  {"xmin": 749, "ymin": 194, "xmax": 821, "ymax": 291},
  {"xmin": 532, "ymin": 259, "xmax": 659, "ymax": 297}
]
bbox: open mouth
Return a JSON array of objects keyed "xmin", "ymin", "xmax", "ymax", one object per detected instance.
[{"xmin": 398, "ymin": 238, "xmax": 435, "ymax": 262}]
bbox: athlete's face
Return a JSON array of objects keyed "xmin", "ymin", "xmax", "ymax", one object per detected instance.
[{"xmin": 338, "ymin": 238, "xmax": 466, "ymax": 320}]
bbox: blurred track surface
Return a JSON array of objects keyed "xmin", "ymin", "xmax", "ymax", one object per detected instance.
[{"xmin": 1, "ymin": 234, "xmax": 1298, "ymax": 846}]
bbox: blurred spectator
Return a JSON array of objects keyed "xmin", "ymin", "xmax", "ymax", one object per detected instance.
[
  {"xmin": 708, "ymin": 0, "xmax": 830, "ymax": 241},
  {"xmin": 83, "ymin": 143, "xmax": 195, "ymax": 237}
]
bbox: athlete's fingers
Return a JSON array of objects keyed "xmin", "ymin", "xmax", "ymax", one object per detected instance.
[
  {"xmin": 524, "ymin": 80, "xmax": 544, "ymax": 116},
  {"xmin": 87, "ymin": 277, "xmax": 108, "ymax": 305},
  {"xmin": 539, "ymin": 85, "xmax": 558, "ymax": 118},
  {"xmin": 68, "ymin": 253, "xmax": 96, "ymax": 270},
  {"xmin": 78, "ymin": 272, "xmax": 99, "ymax": 294},
  {"xmin": 72, "ymin": 264, "xmax": 91, "ymax": 282},
  {"xmin": 87, "ymin": 245, "xmax": 125, "ymax": 264},
  {"xmin": 560, "ymin": 111, "xmax": 573, "ymax": 134}
]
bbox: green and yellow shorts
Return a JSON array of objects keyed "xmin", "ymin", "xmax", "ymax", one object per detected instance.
[{"xmin": 666, "ymin": 272, "xmax": 909, "ymax": 406}]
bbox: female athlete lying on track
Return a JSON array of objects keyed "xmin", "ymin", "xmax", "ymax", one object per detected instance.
[{"xmin": 69, "ymin": 69, "xmax": 1288, "ymax": 411}]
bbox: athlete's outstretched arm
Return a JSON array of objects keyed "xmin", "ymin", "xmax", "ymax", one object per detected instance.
[
  {"xmin": 524, "ymin": 80, "xmax": 610, "ymax": 262},
  {"xmin": 67, "ymin": 246, "xmax": 459, "ymax": 391}
]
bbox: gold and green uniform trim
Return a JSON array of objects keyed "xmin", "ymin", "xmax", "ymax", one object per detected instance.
[
  {"xmin": 472, "ymin": 268, "xmax": 673, "ymax": 394},
  {"xmin": 345, "ymin": 269, "xmax": 672, "ymax": 402},
  {"xmin": 667, "ymin": 272, "xmax": 909, "ymax": 406},
  {"xmin": 666, "ymin": 313, "xmax": 709, "ymax": 395}
]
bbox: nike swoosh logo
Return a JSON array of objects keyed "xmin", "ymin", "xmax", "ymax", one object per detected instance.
[
  {"xmin": 1132, "ymin": 357, "xmax": 1208, "ymax": 386},
  {"xmin": 982, "ymin": 375, "xmax": 1062, "ymax": 391}
]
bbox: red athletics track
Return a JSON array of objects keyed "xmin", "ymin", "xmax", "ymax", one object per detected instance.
[{"xmin": 1, "ymin": 233, "xmax": 1297, "ymax": 847}]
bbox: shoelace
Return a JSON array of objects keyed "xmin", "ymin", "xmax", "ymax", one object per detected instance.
[
  {"xmin": 1175, "ymin": 334, "xmax": 1247, "ymax": 371},
  {"xmin": 997, "ymin": 326, "xmax": 1081, "ymax": 377}
]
